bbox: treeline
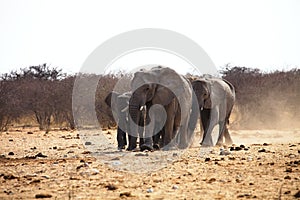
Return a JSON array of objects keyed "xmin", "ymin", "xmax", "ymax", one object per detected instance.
[
  {"xmin": 222, "ymin": 66, "xmax": 300, "ymax": 129},
  {"xmin": 0, "ymin": 64, "xmax": 299, "ymax": 131}
]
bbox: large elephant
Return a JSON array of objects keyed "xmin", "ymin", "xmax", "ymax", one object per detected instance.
[
  {"xmin": 191, "ymin": 77, "xmax": 235, "ymax": 146},
  {"xmin": 129, "ymin": 66, "xmax": 197, "ymax": 151},
  {"xmin": 105, "ymin": 91, "xmax": 145, "ymax": 150}
]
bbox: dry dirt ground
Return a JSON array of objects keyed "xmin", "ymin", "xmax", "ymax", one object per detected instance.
[{"xmin": 0, "ymin": 127, "xmax": 300, "ymax": 199}]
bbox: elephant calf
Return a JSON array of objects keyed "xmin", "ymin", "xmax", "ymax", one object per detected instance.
[
  {"xmin": 105, "ymin": 91, "xmax": 145, "ymax": 150},
  {"xmin": 192, "ymin": 77, "xmax": 235, "ymax": 146}
]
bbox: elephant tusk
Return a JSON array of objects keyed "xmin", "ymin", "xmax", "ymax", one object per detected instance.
[
  {"xmin": 121, "ymin": 106, "xmax": 129, "ymax": 113},
  {"xmin": 140, "ymin": 105, "xmax": 146, "ymax": 111}
]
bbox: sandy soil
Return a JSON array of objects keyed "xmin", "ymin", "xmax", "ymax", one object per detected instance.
[{"xmin": 0, "ymin": 127, "xmax": 299, "ymax": 199}]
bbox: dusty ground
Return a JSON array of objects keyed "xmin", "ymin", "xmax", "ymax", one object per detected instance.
[{"xmin": 0, "ymin": 127, "xmax": 299, "ymax": 199}]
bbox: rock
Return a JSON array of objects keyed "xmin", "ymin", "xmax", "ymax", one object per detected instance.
[
  {"xmin": 35, "ymin": 193, "xmax": 52, "ymax": 198},
  {"xmin": 294, "ymin": 191, "xmax": 300, "ymax": 198},
  {"xmin": 3, "ymin": 174, "xmax": 18, "ymax": 180},
  {"xmin": 285, "ymin": 168, "xmax": 292, "ymax": 173},
  {"xmin": 298, "ymin": 150, "xmax": 300, "ymax": 154},
  {"xmin": 67, "ymin": 150, "xmax": 74, "ymax": 154},
  {"xmin": 85, "ymin": 141, "xmax": 92, "ymax": 145},
  {"xmin": 258, "ymin": 149, "xmax": 266, "ymax": 153},
  {"xmin": 205, "ymin": 158, "xmax": 211, "ymax": 162},
  {"xmin": 9, "ymin": 139, "xmax": 13, "ymax": 142},
  {"xmin": 220, "ymin": 149, "xmax": 231, "ymax": 156},
  {"xmin": 53, "ymin": 146, "xmax": 57, "ymax": 150},
  {"xmin": 240, "ymin": 144, "xmax": 245, "ymax": 149},
  {"xmin": 147, "ymin": 188, "xmax": 154, "ymax": 193},
  {"xmin": 41, "ymin": 175, "xmax": 50, "ymax": 179},
  {"xmin": 135, "ymin": 153, "xmax": 149, "ymax": 157},
  {"xmin": 120, "ymin": 192, "xmax": 131, "ymax": 197},
  {"xmin": 8, "ymin": 152, "xmax": 14, "ymax": 156},
  {"xmin": 27, "ymin": 131, "xmax": 33, "ymax": 134},
  {"xmin": 284, "ymin": 191, "xmax": 291, "ymax": 194},
  {"xmin": 35, "ymin": 153, "xmax": 47, "ymax": 158},
  {"xmin": 106, "ymin": 184, "xmax": 117, "ymax": 190},
  {"xmin": 284, "ymin": 175, "xmax": 291, "ymax": 180},
  {"xmin": 229, "ymin": 147, "xmax": 235, "ymax": 151},
  {"xmin": 235, "ymin": 146, "xmax": 242, "ymax": 151},
  {"xmin": 172, "ymin": 185, "xmax": 179, "ymax": 190},
  {"xmin": 263, "ymin": 143, "xmax": 269, "ymax": 146},
  {"xmin": 208, "ymin": 178, "xmax": 216, "ymax": 183},
  {"xmin": 87, "ymin": 168, "xmax": 99, "ymax": 175},
  {"xmin": 31, "ymin": 147, "xmax": 37, "ymax": 150}
]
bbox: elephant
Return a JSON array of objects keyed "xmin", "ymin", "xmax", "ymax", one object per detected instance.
[
  {"xmin": 191, "ymin": 77, "xmax": 235, "ymax": 146},
  {"xmin": 128, "ymin": 66, "xmax": 198, "ymax": 151},
  {"xmin": 105, "ymin": 91, "xmax": 145, "ymax": 150}
]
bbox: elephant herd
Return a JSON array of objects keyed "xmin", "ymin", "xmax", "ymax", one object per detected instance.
[{"xmin": 105, "ymin": 66, "xmax": 235, "ymax": 151}]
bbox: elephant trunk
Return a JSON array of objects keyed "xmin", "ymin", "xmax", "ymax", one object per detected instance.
[{"xmin": 129, "ymin": 96, "xmax": 141, "ymax": 138}]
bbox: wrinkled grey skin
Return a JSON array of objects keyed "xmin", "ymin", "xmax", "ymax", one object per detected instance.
[
  {"xmin": 105, "ymin": 91, "xmax": 145, "ymax": 150},
  {"xmin": 192, "ymin": 77, "xmax": 235, "ymax": 146},
  {"xmin": 129, "ymin": 66, "xmax": 197, "ymax": 151}
]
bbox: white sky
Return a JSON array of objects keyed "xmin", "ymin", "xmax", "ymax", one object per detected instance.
[{"xmin": 0, "ymin": 0, "xmax": 299, "ymax": 74}]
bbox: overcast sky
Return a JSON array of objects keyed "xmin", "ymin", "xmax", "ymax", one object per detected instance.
[{"xmin": 0, "ymin": 0, "xmax": 299, "ymax": 74}]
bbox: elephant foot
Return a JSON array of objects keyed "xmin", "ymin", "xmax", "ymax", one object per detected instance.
[
  {"xmin": 153, "ymin": 144, "xmax": 160, "ymax": 150},
  {"xmin": 118, "ymin": 146, "xmax": 125, "ymax": 151},
  {"xmin": 126, "ymin": 145, "xmax": 137, "ymax": 151},
  {"xmin": 140, "ymin": 144, "xmax": 154, "ymax": 152}
]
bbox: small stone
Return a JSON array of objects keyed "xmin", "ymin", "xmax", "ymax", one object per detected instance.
[
  {"xmin": 3, "ymin": 174, "xmax": 17, "ymax": 180},
  {"xmin": 244, "ymin": 148, "xmax": 249, "ymax": 151},
  {"xmin": 247, "ymin": 156, "xmax": 253, "ymax": 161},
  {"xmin": 285, "ymin": 168, "xmax": 292, "ymax": 173},
  {"xmin": 284, "ymin": 175, "xmax": 291, "ymax": 180},
  {"xmin": 284, "ymin": 191, "xmax": 291, "ymax": 194},
  {"xmin": 27, "ymin": 132, "xmax": 33, "ymax": 134},
  {"xmin": 263, "ymin": 143, "xmax": 269, "ymax": 146},
  {"xmin": 8, "ymin": 152, "xmax": 14, "ymax": 156},
  {"xmin": 208, "ymin": 178, "xmax": 216, "ymax": 183},
  {"xmin": 235, "ymin": 146, "xmax": 242, "ymax": 151},
  {"xmin": 204, "ymin": 158, "xmax": 210, "ymax": 162},
  {"xmin": 240, "ymin": 144, "xmax": 245, "ymax": 149},
  {"xmin": 41, "ymin": 175, "xmax": 50, "ymax": 179},
  {"xmin": 35, "ymin": 153, "xmax": 47, "ymax": 158},
  {"xmin": 147, "ymin": 188, "xmax": 153, "ymax": 193},
  {"xmin": 135, "ymin": 153, "xmax": 149, "ymax": 157},
  {"xmin": 67, "ymin": 150, "xmax": 74, "ymax": 154},
  {"xmin": 172, "ymin": 185, "xmax": 179, "ymax": 190},
  {"xmin": 106, "ymin": 184, "xmax": 117, "ymax": 190},
  {"xmin": 249, "ymin": 182, "xmax": 254, "ymax": 185},
  {"xmin": 294, "ymin": 191, "xmax": 300, "ymax": 198},
  {"xmin": 120, "ymin": 192, "xmax": 131, "ymax": 197},
  {"xmin": 53, "ymin": 146, "xmax": 57, "ymax": 150},
  {"xmin": 85, "ymin": 141, "xmax": 92, "ymax": 145},
  {"xmin": 258, "ymin": 149, "xmax": 266, "ymax": 153},
  {"xmin": 298, "ymin": 150, "xmax": 300, "ymax": 154},
  {"xmin": 9, "ymin": 139, "xmax": 13, "ymax": 142},
  {"xmin": 88, "ymin": 168, "xmax": 99, "ymax": 175},
  {"xmin": 229, "ymin": 147, "xmax": 235, "ymax": 151},
  {"xmin": 35, "ymin": 193, "xmax": 52, "ymax": 198}
]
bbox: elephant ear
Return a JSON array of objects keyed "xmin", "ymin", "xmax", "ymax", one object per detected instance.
[
  {"xmin": 104, "ymin": 92, "xmax": 113, "ymax": 108},
  {"xmin": 104, "ymin": 91, "xmax": 120, "ymax": 108},
  {"xmin": 153, "ymin": 67, "xmax": 188, "ymax": 105},
  {"xmin": 205, "ymin": 79, "xmax": 226, "ymax": 108}
]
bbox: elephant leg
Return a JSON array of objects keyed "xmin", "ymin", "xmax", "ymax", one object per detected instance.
[
  {"xmin": 216, "ymin": 120, "xmax": 226, "ymax": 146},
  {"xmin": 152, "ymin": 130, "xmax": 161, "ymax": 150},
  {"xmin": 117, "ymin": 126, "xmax": 126, "ymax": 150},
  {"xmin": 224, "ymin": 126, "xmax": 233, "ymax": 145},
  {"xmin": 201, "ymin": 107, "xmax": 219, "ymax": 146},
  {"xmin": 200, "ymin": 109, "xmax": 211, "ymax": 145},
  {"xmin": 127, "ymin": 135, "xmax": 138, "ymax": 151},
  {"xmin": 163, "ymin": 103, "xmax": 176, "ymax": 148}
]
